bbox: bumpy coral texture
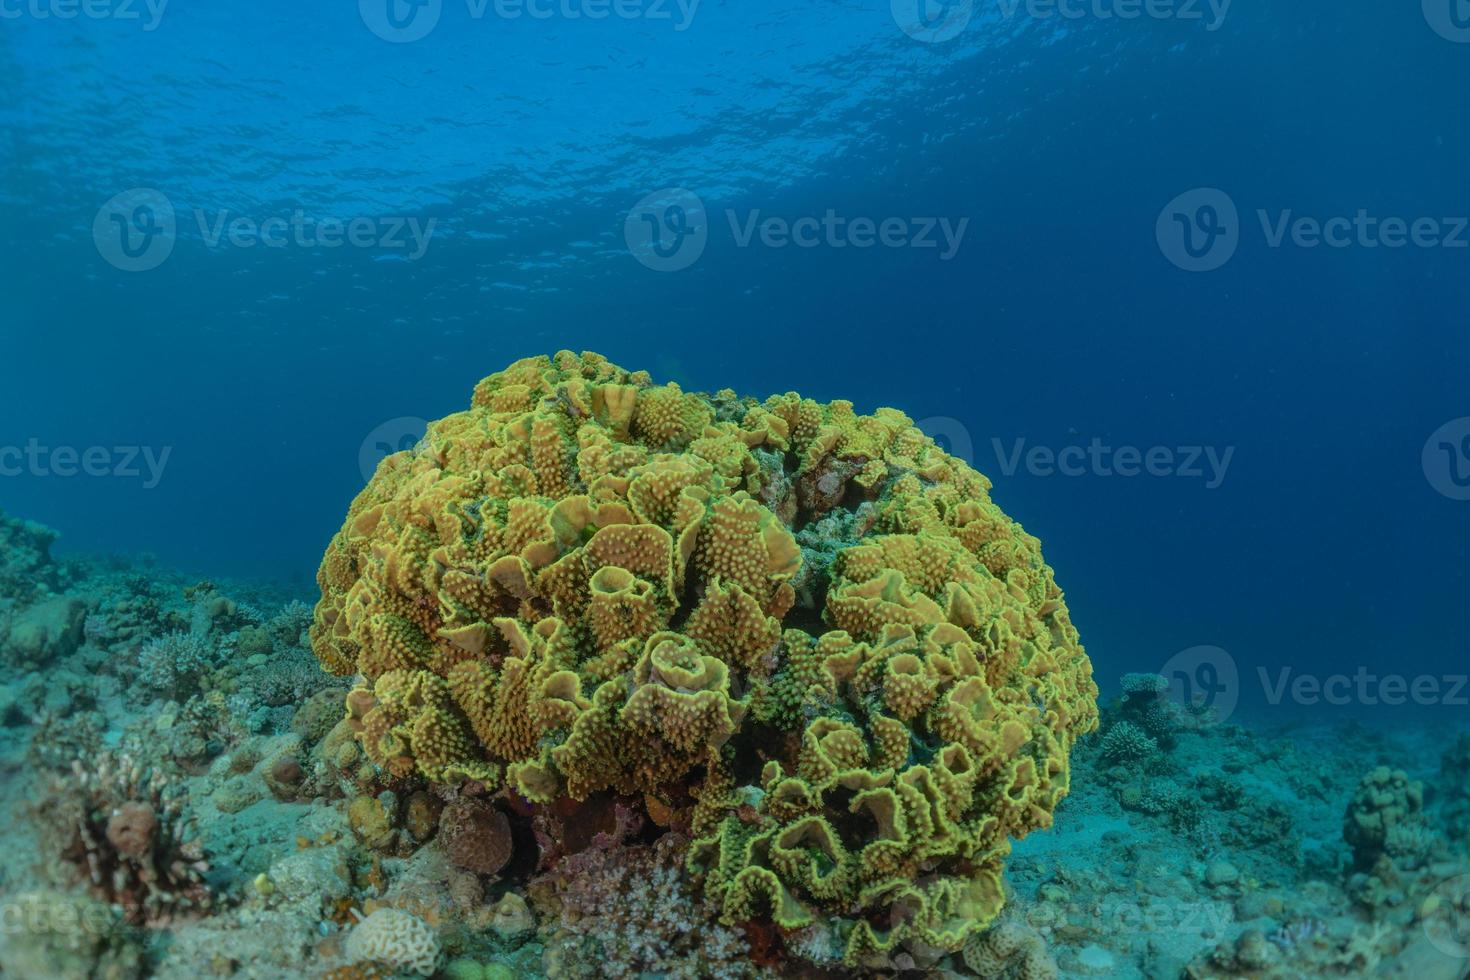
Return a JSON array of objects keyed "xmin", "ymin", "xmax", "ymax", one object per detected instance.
[
  {"xmin": 962, "ymin": 919, "xmax": 1059, "ymax": 980},
  {"xmin": 311, "ymin": 351, "xmax": 1098, "ymax": 963},
  {"xmin": 345, "ymin": 908, "xmax": 440, "ymax": 977}
]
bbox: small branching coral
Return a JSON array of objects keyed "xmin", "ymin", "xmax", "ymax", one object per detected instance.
[
  {"xmin": 310, "ymin": 351, "xmax": 1098, "ymax": 965},
  {"xmin": 137, "ymin": 631, "xmax": 216, "ymax": 700},
  {"xmin": 38, "ymin": 752, "xmax": 213, "ymax": 924},
  {"xmin": 532, "ymin": 835, "xmax": 764, "ymax": 980},
  {"xmin": 1100, "ymin": 720, "xmax": 1158, "ymax": 765},
  {"xmin": 1117, "ymin": 672, "xmax": 1182, "ymax": 745}
]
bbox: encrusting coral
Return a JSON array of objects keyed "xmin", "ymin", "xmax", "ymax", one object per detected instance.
[
  {"xmin": 1343, "ymin": 767, "xmax": 1424, "ymax": 870},
  {"xmin": 310, "ymin": 351, "xmax": 1098, "ymax": 965},
  {"xmin": 962, "ymin": 918, "xmax": 1059, "ymax": 980},
  {"xmin": 439, "ymin": 801, "xmax": 515, "ymax": 875},
  {"xmin": 344, "ymin": 908, "xmax": 441, "ymax": 977}
]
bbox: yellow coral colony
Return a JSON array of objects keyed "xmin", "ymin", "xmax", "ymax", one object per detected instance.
[{"xmin": 311, "ymin": 351, "xmax": 1098, "ymax": 964}]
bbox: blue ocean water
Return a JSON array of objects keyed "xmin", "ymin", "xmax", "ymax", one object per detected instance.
[{"xmin": 2, "ymin": 0, "xmax": 1468, "ymax": 719}]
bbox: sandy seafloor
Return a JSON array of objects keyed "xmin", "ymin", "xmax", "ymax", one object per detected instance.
[{"xmin": 1, "ymin": 505, "xmax": 1467, "ymax": 980}]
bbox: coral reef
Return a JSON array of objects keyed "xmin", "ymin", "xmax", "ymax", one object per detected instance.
[
  {"xmin": 309, "ymin": 351, "xmax": 1099, "ymax": 964},
  {"xmin": 1, "ymin": 389, "xmax": 1464, "ymax": 980}
]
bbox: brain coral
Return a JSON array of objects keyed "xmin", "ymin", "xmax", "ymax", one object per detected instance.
[
  {"xmin": 344, "ymin": 908, "xmax": 440, "ymax": 977},
  {"xmin": 311, "ymin": 351, "xmax": 1098, "ymax": 965}
]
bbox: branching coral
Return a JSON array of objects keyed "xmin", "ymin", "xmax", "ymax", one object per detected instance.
[
  {"xmin": 137, "ymin": 631, "xmax": 216, "ymax": 699},
  {"xmin": 38, "ymin": 752, "xmax": 213, "ymax": 925},
  {"xmin": 531, "ymin": 835, "xmax": 763, "ymax": 980},
  {"xmin": 1100, "ymin": 720, "xmax": 1158, "ymax": 765},
  {"xmin": 1117, "ymin": 671, "xmax": 1181, "ymax": 744},
  {"xmin": 310, "ymin": 351, "xmax": 1098, "ymax": 965}
]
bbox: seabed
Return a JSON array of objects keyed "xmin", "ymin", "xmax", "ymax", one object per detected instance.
[{"xmin": 0, "ymin": 506, "xmax": 1466, "ymax": 980}]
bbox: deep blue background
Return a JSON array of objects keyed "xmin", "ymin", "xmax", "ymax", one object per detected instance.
[{"xmin": 2, "ymin": 1, "xmax": 1467, "ymax": 713}]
